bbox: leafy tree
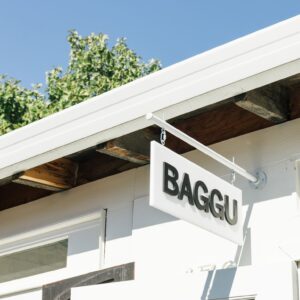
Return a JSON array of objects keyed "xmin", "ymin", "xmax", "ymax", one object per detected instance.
[
  {"xmin": 0, "ymin": 76, "xmax": 46, "ymax": 135},
  {"xmin": 0, "ymin": 31, "xmax": 161, "ymax": 135}
]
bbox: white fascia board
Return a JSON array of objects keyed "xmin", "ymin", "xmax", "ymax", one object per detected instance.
[{"xmin": 1, "ymin": 15, "xmax": 300, "ymax": 180}]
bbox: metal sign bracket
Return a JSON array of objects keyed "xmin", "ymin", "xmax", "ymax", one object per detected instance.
[{"xmin": 146, "ymin": 113, "xmax": 267, "ymax": 189}]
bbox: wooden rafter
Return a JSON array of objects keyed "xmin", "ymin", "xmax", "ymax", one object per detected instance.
[
  {"xmin": 234, "ymin": 85, "xmax": 289, "ymax": 123},
  {"xmin": 0, "ymin": 97, "xmax": 291, "ymax": 211},
  {"xmin": 13, "ymin": 158, "xmax": 78, "ymax": 191},
  {"xmin": 289, "ymin": 85, "xmax": 300, "ymax": 120},
  {"xmin": 165, "ymin": 102, "xmax": 273, "ymax": 154},
  {"xmin": 97, "ymin": 130, "xmax": 158, "ymax": 165}
]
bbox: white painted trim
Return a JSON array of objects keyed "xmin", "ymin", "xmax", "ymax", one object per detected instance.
[
  {"xmin": 227, "ymin": 297, "xmax": 255, "ymax": 300},
  {"xmin": 99, "ymin": 209, "xmax": 107, "ymax": 268},
  {"xmin": 0, "ymin": 210, "xmax": 104, "ymax": 254},
  {"xmin": 0, "ymin": 235, "xmax": 69, "ymax": 257},
  {"xmin": 213, "ymin": 297, "xmax": 255, "ymax": 300},
  {"xmin": 1, "ymin": 16, "xmax": 300, "ymax": 180}
]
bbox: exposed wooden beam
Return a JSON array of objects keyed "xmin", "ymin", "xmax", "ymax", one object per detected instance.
[
  {"xmin": 13, "ymin": 158, "xmax": 78, "ymax": 191},
  {"xmin": 97, "ymin": 130, "xmax": 158, "ymax": 165},
  {"xmin": 0, "ymin": 175, "xmax": 15, "ymax": 187},
  {"xmin": 234, "ymin": 85, "xmax": 289, "ymax": 123},
  {"xmin": 77, "ymin": 153, "xmax": 136, "ymax": 186},
  {"xmin": 0, "ymin": 102, "xmax": 275, "ymax": 210},
  {"xmin": 0, "ymin": 183, "xmax": 52, "ymax": 211},
  {"xmin": 165, "ymin": 102, "xmax": 273, "ymax": 154},
  {"xmin": 81, "ymin": 103, "xmax": 273, "ymax": 185},
  {"xmin": 289, "ymin": 85, "xmax": 300, "ymax": 120}
]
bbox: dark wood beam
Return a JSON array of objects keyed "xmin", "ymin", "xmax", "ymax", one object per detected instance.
[
  {"xmin": 234, "ymin": 85, "xmax": 289, "ymax": 123},
  {"xmin": 97, "ymin": 130, "xmax": 158, "ymax": 165},
  {"xmin": 13, "ymin": 158, "xmax": 78, "ymax": 191},
  {"xmin": 289, "ymin": 85, "xmax": 300, "ymax": 120},
  {"xmin": 0, "ymin": 183, "xmax": 52, "ymax": 210},
  {"xmin": 0, "ymin": 101, "xmax": 276, "ymax": 211},
  {"xmin": 77, "ymin": 153, "xmax": 136, "ymax": 186},
  {"xmin": 80, "ymin": 103, "xmax": 273, "ymax": 185},
  {"xmin": 165, "ymin": 102, "xmax": 273, "ymax": 154}
]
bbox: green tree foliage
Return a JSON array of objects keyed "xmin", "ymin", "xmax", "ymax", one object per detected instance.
[
  {"xmin": 0, "ymin": 31, "xmax": 161, "ymax": 135},
  {"xmin": 0, "ymin": 76, "xmax": 47, "ymax": 134}
]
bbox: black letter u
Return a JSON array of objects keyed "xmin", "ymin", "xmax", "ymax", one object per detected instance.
[{"xmin": 225, "ymin": 196, "xmax": 238, "ymax": 225}]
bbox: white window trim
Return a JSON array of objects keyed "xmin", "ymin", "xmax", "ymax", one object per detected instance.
[
  {"xmin": 0, "ymin": 210, "xmax": 105, "ymax": 298},
  {"xmin": 212, "ymin": 297, "xmax": 255, "ymax": 300}
]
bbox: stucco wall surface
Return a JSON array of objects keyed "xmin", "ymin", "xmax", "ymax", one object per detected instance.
[{"xmin": 1, "ymin": 118, "xmax": 300, "ymax": 298}]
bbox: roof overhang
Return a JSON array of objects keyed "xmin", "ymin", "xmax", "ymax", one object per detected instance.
[{"xmin": 1, "ymin": 16, "xmax": 300, "ymax": 183}]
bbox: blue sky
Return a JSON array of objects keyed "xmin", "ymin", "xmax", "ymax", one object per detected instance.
[{"xmin": 0, "ymin": 0, "xmax": 299, "ymax": 88}]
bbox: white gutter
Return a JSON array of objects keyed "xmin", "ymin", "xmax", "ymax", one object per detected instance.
[{"xmin": 1, "ymin": 15, "xmax": 300, "ymax": 180}]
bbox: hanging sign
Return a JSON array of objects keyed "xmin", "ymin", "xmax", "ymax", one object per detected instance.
[{"xmin": 149, "ymin": 141, "xmax": 243, "ymax": 245}]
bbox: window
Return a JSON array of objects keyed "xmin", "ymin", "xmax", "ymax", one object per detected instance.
[
  {"xmin": 0, "ymin": 239, "xmax": 68, "ymax": 283},
  {"xmin": 0, "ymin": 210, "xmax": 105, "ymax": 298}
]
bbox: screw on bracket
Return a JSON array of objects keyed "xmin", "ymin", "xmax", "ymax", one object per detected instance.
[{"xmin": 249, "ymin": 169, "xmax": 267, "ymax": 190}]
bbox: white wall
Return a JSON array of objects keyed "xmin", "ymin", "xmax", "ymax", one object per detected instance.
[
  {"xmin": 1, "ymin": 118, "xmax": 300, "ymax": 298},
  {"xmin": 0, "ymin": 167, "xmax": 135, "ymax": 298},
  {"xmin": 71, "ymin": 261, "xmax": 298, "ymax": 300},
  {"xmin": 131, "ymin": 118, "xmax": 300, "ymax": 278}
]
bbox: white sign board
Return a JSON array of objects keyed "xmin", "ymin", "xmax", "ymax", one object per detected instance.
[{"xmin": 149, "ymin": 141, "xmax": 243, "ymax": 244}]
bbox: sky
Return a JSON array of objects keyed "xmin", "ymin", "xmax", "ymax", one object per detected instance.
[{"xmin": 0, "ymin": 0, "xmax": 300, "ymax": 88}]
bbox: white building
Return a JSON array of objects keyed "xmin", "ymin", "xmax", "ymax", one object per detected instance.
[{"xmin": 1, "ymin": 15, "xmax": 300, "ymax": 300}]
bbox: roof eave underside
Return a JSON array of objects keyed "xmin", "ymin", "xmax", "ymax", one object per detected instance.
[{"xmin": 1, "ymin": 15, "xmax": 300, "ymax": 180}]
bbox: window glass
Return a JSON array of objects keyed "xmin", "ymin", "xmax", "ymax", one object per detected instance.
[{"xmin": 0, "ymin": 239, "xmax": 68, "ymax": 283}]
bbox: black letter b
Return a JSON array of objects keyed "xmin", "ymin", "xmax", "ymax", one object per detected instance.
[{"xmin": 163, "ymin": 162, "xmax": 179, "ymax": 196}]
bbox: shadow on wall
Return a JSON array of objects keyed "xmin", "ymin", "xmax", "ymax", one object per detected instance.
[
  {"xmin": 201, "ymin": 268, "xmax": 238, "ymax": 300},
  {"xmin": 200, "ymin": 201, "xmax": 254, "ymax": 299},
  {"xmin": 104, "ymin": 156, "xmax": 298, "ymax": 298},
  {"xmin": 131, "ymin": 195, "xmax": 254, "ymax": 299}
]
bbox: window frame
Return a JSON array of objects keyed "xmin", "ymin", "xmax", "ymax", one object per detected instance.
[
  {"xmin": 0, "ymin": 210, "xmax": 106, "ymax": 298},
  {"xmin": 0, "ymin": 237, "xmax": 69, "ymax": 284}
]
